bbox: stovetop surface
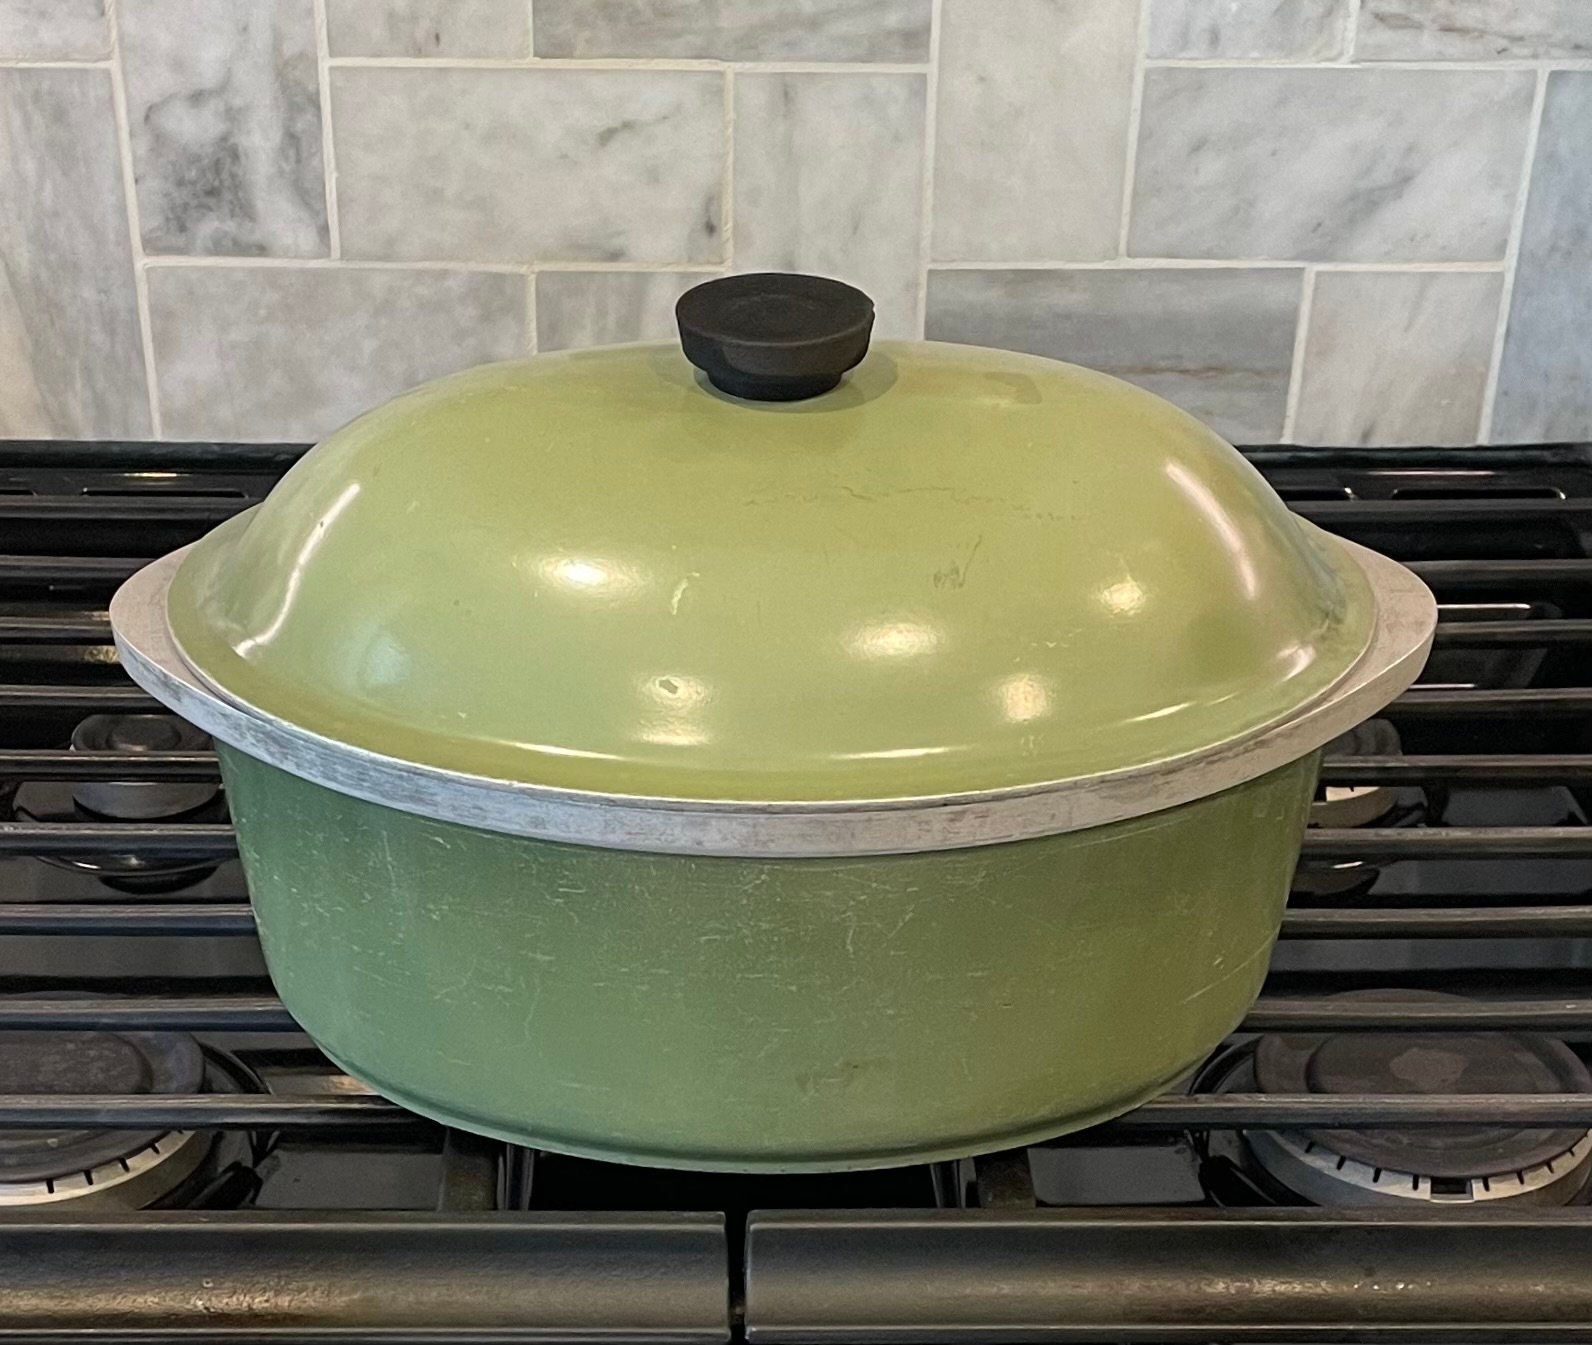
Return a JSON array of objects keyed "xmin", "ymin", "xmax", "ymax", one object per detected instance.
[{"xmin": 1, "ymin": 440, "xmax": 1591, "ymax": 1341}]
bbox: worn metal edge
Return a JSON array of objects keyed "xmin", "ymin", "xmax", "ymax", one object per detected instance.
[{"xmin": 109, "ymin": 537, "xmax": 1435, "ymax": 857}]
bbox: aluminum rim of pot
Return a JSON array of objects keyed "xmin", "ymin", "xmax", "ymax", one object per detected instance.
[{"xmin": 109, "ymin": 272, "xmax": 1437, "ymax": 859}]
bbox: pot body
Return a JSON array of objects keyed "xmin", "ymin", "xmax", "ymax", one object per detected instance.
[{"xmin": 220, "ymin": 746, "xmax": 1319, "ymax": 1171}]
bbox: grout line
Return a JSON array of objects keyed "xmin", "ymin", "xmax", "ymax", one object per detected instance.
[
  {"xmin": 525, "ymin": 0, "xmax": 534, "ymax": 58},
  {"xmin": 0, "ymin": 58, "xmax": 114, "ymax": 68},
  {"xmin": 103, "ymin": 0, "xmax": 162, "ymax": 439},
  {"xmin": 1280, "ymin": 268, "xmax": 1318, "ymax": 443},
  {"xmin": 915, "ymin": 0, "xmax": 944, "ymax": 335},
  {"xmin": 926, "ymin": 258, "xmax": 1508, "ymax": 272},
  {"xmin": 323, "ymin": 54, "xmax": 932, "ymax": 73},
  {"xmin": 133, "ymin": 255, "xmax": 1510, "ymax": 276},
  {"xmin": 1142, "ymin": 56, "xmax": 1592, "ymax": 70},
  {"xmin": 1339, "ymin": 0, "xmax": 1364, "ymax": 62},
  {"xmin": 1116, "ymin": 0, "xmax": 1153, "ymax": 256},
  {"xmin": 1478, "ymin": 66, "xmax": 1548, "ymax": 444},
  {"xmin": 720, "ymin": 68, "xmax": 735, "ymax": 268},
  {"xmin": 525, "ymin": 270, "xmax": 538, "ymax": 355},
  {"xmin": 138, "ymin": 255, "xmax": 729, "ymax": 273},
  {"xmin": 528, "ymin": 262, "xmax": 725, "ymax": 275},
  {"xmin": 311, "ymin": 0, "xmax": 341, "ymax": 257},
  {"xmin": 27, "ymin": 52, "xmax": 1592, "ymax": 74}
]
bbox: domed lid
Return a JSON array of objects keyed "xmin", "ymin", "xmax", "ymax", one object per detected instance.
[{"xmin": 161, "ymin": 273, "xmax": 1386, "ymax": 814}]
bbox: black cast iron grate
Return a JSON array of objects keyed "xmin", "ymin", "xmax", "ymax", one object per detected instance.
[{"xmin": 0, "ymin": 440, "xmax": 1591, "ymax": 1340}]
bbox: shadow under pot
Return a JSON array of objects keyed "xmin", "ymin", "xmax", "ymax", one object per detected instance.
[{"xmin": 108, "ymin": 272, "xmax": 1437, "ymax": 1172}]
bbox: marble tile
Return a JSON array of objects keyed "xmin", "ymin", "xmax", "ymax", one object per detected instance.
[
  {"xmin": 1358, "ymin": 0, "xmax": 1592, "ymax": 59},
  {"xmin": 1293, "ymin": 271, "xmax": 1501, "ymax": 447},
  {"xmin": 147, "ymin": 265, "xmax": 527, "ymax": 442},
  {"xmin": 326, "ymin": 0, "xmax": 529, "ymax": 57},
  {"xmin": 536, "ymin": 271, "xmax": 718, "ymax": 352},
  {"xmin": 0, "ymin": 0, "xmax": 108, "ymax": 58},
  {"xmin": 0, "ymin": 69, "xmax": 149, "ymax": 438},
  {"xmin": 117, "ymin": 0, "xmax": 328, "ymax": 258},
  {"xmin": 533, "ymin": 0, "xmax": 931, "ymax": 62},
  {"xmin": 1148, "ymin": 0, "xmax": 1346, "ymax": 58},
  {"xmin": 933, "ymin": 0, "xmax": 1137, "ymax": 264},
  {"xmin": 734, "ymin": 73, "xmax": 925, "ymax": 338},
  {"xmin": 1492, "ymin": 73, "xmax": 1592, "ymax": 444},
  {"xmin": 925, "ymin": 267, "xmax": 1301, "ymax": 443},
  {"xmin": 332, "ymin": 68, "xmax": 723, "ymax": 264},
  {"xmin": 1129, "ymin": 69, "xmax": 1536, "ymax": 263}
]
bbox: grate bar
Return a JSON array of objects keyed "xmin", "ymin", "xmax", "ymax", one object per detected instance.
[
  {"xmin": 0, "ymin": 554, "xmax": 147, "ymax": 582},
  {"xmin": 0, "ymin": 497, "xmax": 244, "ymax": 523},
  {"xmin": 0, "ymin": 1211, "xmax": 731, "ymax": 1342},
  {"xmin": 0, "ymin": 996, "xmax": 298, "ymax": 1031},
  {"xmin": 0, "ymin": 685, "xmax": 159, "ymax": 711},
  {"xmin": 0, "ymin": 438, "xmax": 307, "ymax": 467},
  {"xmin": 1242, "ymin": 996, "xmax": 1592, "ymax": 1032},
  {"xmin": 1295, "ymin": 496, "xmax": 1592, "ymax": 522},
  {"xmin": 5, "ymin": 902, "xmax": 1590, "ymax": 941},
  {"xmin": 745, "ymin": 1206, "xmax": 1592, "ymax": 1341},
  {"xmin": 0, "ymin": 822, "xmax": 236, "ymax": 857},
  {"xmin": 1318, "ymin": 754, "xmax": 1592, "ymax": 784},
  {"xmin": 0, "ymin": 903, "xmax": 255, "ymax": 935},
  {"xmin": 1097, "ymin": 1093, "xmax": 1592, "ymax": 1130},
  {"xmin": 1390, "ymin": 687, "xmax": 1592, "ymax": 716},
  {"xmin": 0, "ymin": 1093, "xmax": 409, "ymax": 1128},
  {"xmin": 0, "ymin": 1091, "xmax": 1590, "ymax": 1133},
  {"xmin": 0, "ymin": 611, "xmax": 110, "ymax": 642},
  {"xmin": 1408, "ymin": 557, "xmax": 1592, "ymax": 584},
  {"xmin": 3, "ymin": 995, "xmax": 1590, "ymax": 1034},
  {"xmin": 0, "ymin": 749, "xmax": 219, "ymax": 780},
  {"xmin": 1300, "ymin": 826, "xmax": 1592, "ymax": 858},
  {"xmin": 1432, "ymin": 618, "xmax": 1592, "ymax": 645},
  {"xmin": 1280, "ymin": 905, "xmax": 1592, "ymax": 938}
]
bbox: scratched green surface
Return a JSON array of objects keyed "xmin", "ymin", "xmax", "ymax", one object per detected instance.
[
  {"xmin": 222, "ymin": 746, "xmax": 1317, "ymax": 1171},
  {"xmin": 172, "ymin": 341, "xmax": 1371, "ymax": 801}
]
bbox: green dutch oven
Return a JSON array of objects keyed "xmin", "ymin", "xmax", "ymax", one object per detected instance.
[{"xmin": 110, "ymin": 273, "xmax": 1436, "ymax": 1171}]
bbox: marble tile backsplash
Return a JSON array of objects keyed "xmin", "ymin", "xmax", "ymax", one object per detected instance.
[
  {"xmin": 927, "ymin": 267, "xmax": 1303, "ymax": 443},
  {"xmin": 0, "ymin": 0, "xmax": 1586, "ymax": 444},
  {"xmin": 330, "ymin": 67, "xmax": 724, "ymax": 263},
  {"xmin": 118, "ymin": 0, "xmax": 329, "ymax": 257},
  {"xmin": 1128, "ymin": 68, "xmax": 1537, "ymax": 262},
  {"xmin": 147, "ymin": 265, "xmax": 526, "ymax": 440},
  {"xmin": 0, "ymin": 68, "xmax": 148, "ymax": 437}
]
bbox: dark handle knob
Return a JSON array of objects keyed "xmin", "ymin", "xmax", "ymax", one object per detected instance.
[{"xmin": 675, "ymin": 273, "xmax": 875, "ymax": 402}]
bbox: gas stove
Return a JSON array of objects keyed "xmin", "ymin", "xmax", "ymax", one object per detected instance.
[{"xmin": 1, "ymin": 441, "xmax": 1591, "ymax": 1339}]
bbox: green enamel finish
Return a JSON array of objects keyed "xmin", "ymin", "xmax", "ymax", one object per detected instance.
[
  {"xmin": 173, "ymin": 343, "xmax": 1371, "ymax": 802},
  {"xmin": 219, "ymin": 744, "xmax": 1319, "ymax": 1171}
]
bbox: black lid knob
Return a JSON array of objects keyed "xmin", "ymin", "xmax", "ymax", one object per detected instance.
[{"xmin": 675, "ymin": 273, "xmax": 874, "ymax": 402}]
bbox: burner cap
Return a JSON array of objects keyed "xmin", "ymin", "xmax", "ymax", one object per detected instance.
[
  {"xmin": 70, "ymin": 714, "xmax": 218, "ymax": 822},
  {"xmin": 71, "ymin": 713, "xmax": 207, "ymax": 757},
  {"xmin": 0, "ymin": 1026, "xmax": 203, "ymax": 1183},
  {"xmin": 1324, "ymin": 718, "xmax": 1403, "ymax": 759},
  {"xmin": 1254, "ymin": 989, "xmax": 1592, "ymax": 1180},
  {"xmin": 1311, "ymin": 719, "xmax": 1405, "ymax": 830}
]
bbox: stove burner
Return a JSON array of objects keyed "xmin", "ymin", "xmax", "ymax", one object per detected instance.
[
  {"xmin": 0, "ymin": 1024, "xmax": 210, "ymax": 1210},
  {"xmin": 1295, "ymin": 720, "xmax": 1430, "ymax": 898},
  {"xmin": 1311, "ymin": 720, "xmax": 1407, "ymax": 829},
  {"xmin": 12, "ymin": 714, "xmax": 226, "ymax": 893},
  {"xmin": 70, "ymin": 714, "xmax": 220, "ymax": 821},
  {"xmin": 1245, "ymin": 990, "xmax": 1592, "ymax": 1207}
]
